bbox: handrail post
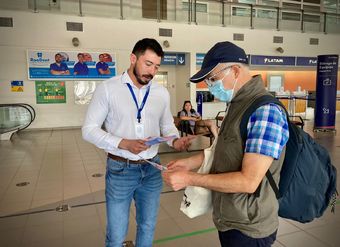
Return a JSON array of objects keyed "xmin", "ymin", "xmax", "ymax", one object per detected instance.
[
  {"xmin": 301, "ymin": 9, "xmax": 304, "ymax": 32},
  {"xmin": 79, "ymin": 0, "xmax": 83, "ymax": 17},
  {"xmin": 194, "ymin": 0, "xmax": 197, "ymax": 25},
  {"xmin": 276, "ymin": 7, "xmax": 280, "ymax": 31},
  {"xmin": 33, "ymin": 0, "xmax": 38, "ymax": 13},
  {"xmin": 250, "ymin": 4, "xmax": 254, "ymax": 29},
  {"xmin": 222, "ymin": 1, "xmax": 225, "ymax": 27},
  {"xmin": 120, "ymin": 0, "xmax": 124, "ymax": 20},
  {"xmin": 188, "ymin": 0, "xmax": 191, "ymax": 24},
  {"xmin": 323, "ymin": 12, "xmax": 327, "ymax": 34},
  {"xmin": 157, "ymin": 0, "xmax": 161, "ymax": 22}
]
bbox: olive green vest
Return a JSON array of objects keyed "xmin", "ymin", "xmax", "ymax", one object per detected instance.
[{"xmin": 211, "ymin": 75, "xmax": 286, "ymax": 238}]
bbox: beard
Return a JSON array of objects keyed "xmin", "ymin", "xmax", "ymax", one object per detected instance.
[{"xmin": 133, "ymin": 67, "xmax": 153, "ymax": 85}]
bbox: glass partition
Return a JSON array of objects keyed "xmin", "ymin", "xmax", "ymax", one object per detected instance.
[
  {"xmin": 195, "ymin": 0, "xmax": 223, "ymax": 26},
  {"xmin": 80, "ymin": 0, "xmax": 121, "ymax": 18},
  {"xmin": 253, "ymin": 6, "xmax": 278, "ymax": 30}
]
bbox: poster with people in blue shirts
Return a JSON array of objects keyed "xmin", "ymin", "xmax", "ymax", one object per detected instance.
[{"xmin": 27, "ymin": 50, "xmax": 116, "ymax": 80}]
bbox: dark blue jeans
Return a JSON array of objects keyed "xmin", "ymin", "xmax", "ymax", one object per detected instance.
[{"xmin": 218, "ymin": 229, "xmax": 277, "ymax": 247}]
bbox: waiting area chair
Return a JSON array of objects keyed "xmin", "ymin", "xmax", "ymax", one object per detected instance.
[
  {"xmin": 288, "ymin": 115, "xmax": 304, "ymax": 129},
  {"xmin": 173, "ymin": 113, "xmax": 214, "ymax": 145}
]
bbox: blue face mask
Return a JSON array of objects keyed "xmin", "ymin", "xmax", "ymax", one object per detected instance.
[{"xmin": 208, "ymin": 80, "xmax": 234, "ymax": 102}]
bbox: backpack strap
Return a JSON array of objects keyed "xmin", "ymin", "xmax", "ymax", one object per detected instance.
[{"xmin": 240, "ymin": 95, "xmax": 287, "ymax": 199}]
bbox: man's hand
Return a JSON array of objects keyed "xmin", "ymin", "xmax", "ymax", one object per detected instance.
[
  {"xmin": 118, "ymin": 139, "xmax": 148, "ymax": 154},
  {"xmin": 173, "ymin": 135, "xmax": 196, "ymax": 151},
  {"xmin": 162, "ymin": 170, "xmax": 193, "ymax": 191},
  {"xmin": 167, "ymin": 158, "xmax": 196, "ymax": 171}
]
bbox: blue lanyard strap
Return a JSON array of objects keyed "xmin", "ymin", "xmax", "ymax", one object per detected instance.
[{"xmin": 126, "ymin": 83, "xmax": 150, "ymax": 123}]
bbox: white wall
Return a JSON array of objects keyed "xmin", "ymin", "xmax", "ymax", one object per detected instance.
[{"xmin": 0, "ymin": 9, "xmax": 339, "ymax": 129}]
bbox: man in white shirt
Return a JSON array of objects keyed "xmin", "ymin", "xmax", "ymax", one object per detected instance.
[{"xmin": 82, "ymin": 38, "xmax": 193, "ymax": 247}]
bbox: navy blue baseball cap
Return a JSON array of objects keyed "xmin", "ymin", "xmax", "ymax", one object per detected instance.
[{"xmin": 190, "ymin": 41, "xmax": 248, "ymax": 83}]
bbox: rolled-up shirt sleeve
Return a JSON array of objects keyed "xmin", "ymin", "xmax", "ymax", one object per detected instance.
[
  {"xmin": 82, "ymin": 83, "xmax": 122, "ymax": 150},
  {"xmin": 245, "ymin": 103, "xmax": 289, "ymax": 159}
]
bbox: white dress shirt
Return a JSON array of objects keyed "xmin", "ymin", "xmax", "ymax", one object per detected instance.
[{"xmin": 82, "ymin": 71, "xmax": 179, "ymax": 160}]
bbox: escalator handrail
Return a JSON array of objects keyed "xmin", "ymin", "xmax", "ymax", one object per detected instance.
[
  {"xmin": 18, "ymin": 103, "xmax": 36, "ymax": 123},
  {"xmin": 0, "ymin": 103, "xmax": 36, "ymax": 122},
  {"xmin": 0, "ymin": 103, "xmax": 35, "ymax": 132}
]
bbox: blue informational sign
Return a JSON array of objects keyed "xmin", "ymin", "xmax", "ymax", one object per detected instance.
[
  {"xmin": 161, "ymin": 53, "xmax": 185, "ymax": 65},
  {"xmin": 314, "ymin": 55, "xmax": 339, "ymax": 130},
  {"xmin": 177, "ymin": 53, "xmax": 185, "ymax": 65},
  {"xmin": 196, "ymin": 92, "xmax": 203, "ymax": 116},
  {"xmin": 11, "ymin": 80, "xmax": 23, "ymax": 86},
  {"xmin": 296, "ymin": 57, "xmax": 317, "ymax": 66},
  {"xmin": 251, "ymin": 55, "xmax": 296, "ymax": 66},
  {"xmin": 196, "ymin": 53, "xmax": 205, "ymax": 66},
  {"xmin": 196, "ymin": 53, "xmax": 250, "ymax": 66}
]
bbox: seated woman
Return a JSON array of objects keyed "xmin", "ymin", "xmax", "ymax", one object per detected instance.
[{"xmin": 178, "ymin": 101, "xmax": 218, "ymax": 138}]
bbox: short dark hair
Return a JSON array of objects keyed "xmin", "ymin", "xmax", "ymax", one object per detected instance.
[
  {"xmin": 55, "ymin": 53, "xmax": 61, "ymax": 57},
  {"xmin": 132, "ymin": 38, "xmax": 164, "ymax": 58},
  {"xmin": 77, "ymin": 53, "xmax": 83, "ymax": 57}
]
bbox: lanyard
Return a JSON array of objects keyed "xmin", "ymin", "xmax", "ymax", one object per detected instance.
[{"xmin": 126, "ymin": 83, "xmax": 150, "ymax": 123}]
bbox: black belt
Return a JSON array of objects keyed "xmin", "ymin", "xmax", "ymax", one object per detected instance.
[{"xmin": 107, "ymin": 153, "xmax": 154, "ymax": 164}]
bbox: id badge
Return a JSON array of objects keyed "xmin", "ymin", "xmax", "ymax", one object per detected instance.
[{"xmin": 135, "ymin": 122, "xmax": 144, "ymax": 139}]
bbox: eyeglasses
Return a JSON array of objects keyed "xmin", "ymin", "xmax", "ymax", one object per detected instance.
[{"xmin": 204, "ymin": 66, "xmax": 231, "ymax": 87}]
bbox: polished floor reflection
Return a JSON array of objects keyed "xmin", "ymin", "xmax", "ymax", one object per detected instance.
[{"xmin": 0, "ymin": 118, "xmax": 339, "ymax": 246}]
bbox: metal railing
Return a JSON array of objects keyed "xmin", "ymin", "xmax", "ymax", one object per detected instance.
[{"xmin": 0, "ymin": 0, "xmax": 339, "ymax": 34}]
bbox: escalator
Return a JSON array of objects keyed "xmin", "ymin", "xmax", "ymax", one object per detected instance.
[{"xmin": 0, "ymin": 104, "xmax": 36, "ymax": 140}]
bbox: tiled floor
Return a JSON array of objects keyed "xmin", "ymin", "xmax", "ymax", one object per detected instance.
[{"xmin": 0, "ymin": 118, "xmax": 339, "ymax": 247}]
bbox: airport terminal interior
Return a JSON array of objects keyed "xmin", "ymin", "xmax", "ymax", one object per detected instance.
[{"xmin": 1, "ymin": 0, "xmax": 340, "ymax": 246}]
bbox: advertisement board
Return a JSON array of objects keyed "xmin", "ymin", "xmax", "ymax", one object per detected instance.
[{"xmin": 28, "ymin": 50, "xmax": 116, "ymax": 80}]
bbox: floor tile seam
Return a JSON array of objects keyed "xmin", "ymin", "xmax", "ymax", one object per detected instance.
[
  {"xmin": 17, "ymin": 217, "xmax": 29, "ymax": 247},
  {"xmin": 274, "ymin": 239, "xmax": 286, "ymax": 247},
  {"xmin": 73, "ymin": 131, "xmax": 96, "ymax": 200},
  {"xmin": 94, "ymin": 146, "xmax": 106, "ymax": 164},
  {"xmin": 0, "ymin": 150, "xmax": 27, "ymax": 206},
  {"xmin": 11, "ymin": 134, "xmax": 51, "ymax": 247},
  {"xmin": 94, "ymin": 203, "xmax": 107, "ymax": 236},
  {"xmin": 28, "ymin": 141, "xmax": 51, "ymax": 213},
  {"xmin": 277, "ymin": 227, "xmax": 332, "ymax": 247},
  {"xmin": 60, "ymin": 129, "xmax": 66, "ymax": 206}
]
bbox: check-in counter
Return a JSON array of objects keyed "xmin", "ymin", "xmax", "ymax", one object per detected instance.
[
  {"xmin": 292, "ymin": 91, "xmax": 308, "ymax": 114},
  {"xmin": 276, "ymin": 91, "xmax": 291, "ymax": 114}
]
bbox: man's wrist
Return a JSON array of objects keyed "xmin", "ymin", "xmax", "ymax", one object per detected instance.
[{"xmin": 172, "ymin": 137, "xmax": 179, "ymax": 147}]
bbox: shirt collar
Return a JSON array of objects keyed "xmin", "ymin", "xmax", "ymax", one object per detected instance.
[{"xmin": 121, "ymin": 70, "xmax": 153, "ymax": 89}]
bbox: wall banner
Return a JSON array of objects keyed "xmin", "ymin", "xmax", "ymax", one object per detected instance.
[
  {"xmin": 314, "ymin": 55, "xmax": 339, "ymax": 130},
  {"xmin": 35, "ymin": 81, "xmax": 66, "ymax": 104},
  {"xmin": 28, "ymin": 50, "xmax": 116, "ymax": 80}
]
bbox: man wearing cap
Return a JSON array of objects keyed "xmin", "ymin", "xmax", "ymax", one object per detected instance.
[{"xmin": 163, "ymin": 41, "xmax": 289, "ymax": 246}]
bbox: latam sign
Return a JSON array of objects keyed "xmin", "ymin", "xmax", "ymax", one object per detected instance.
[{"xmin": 251, "ymin": 55, "xmax": 296, "ymax": 66}]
